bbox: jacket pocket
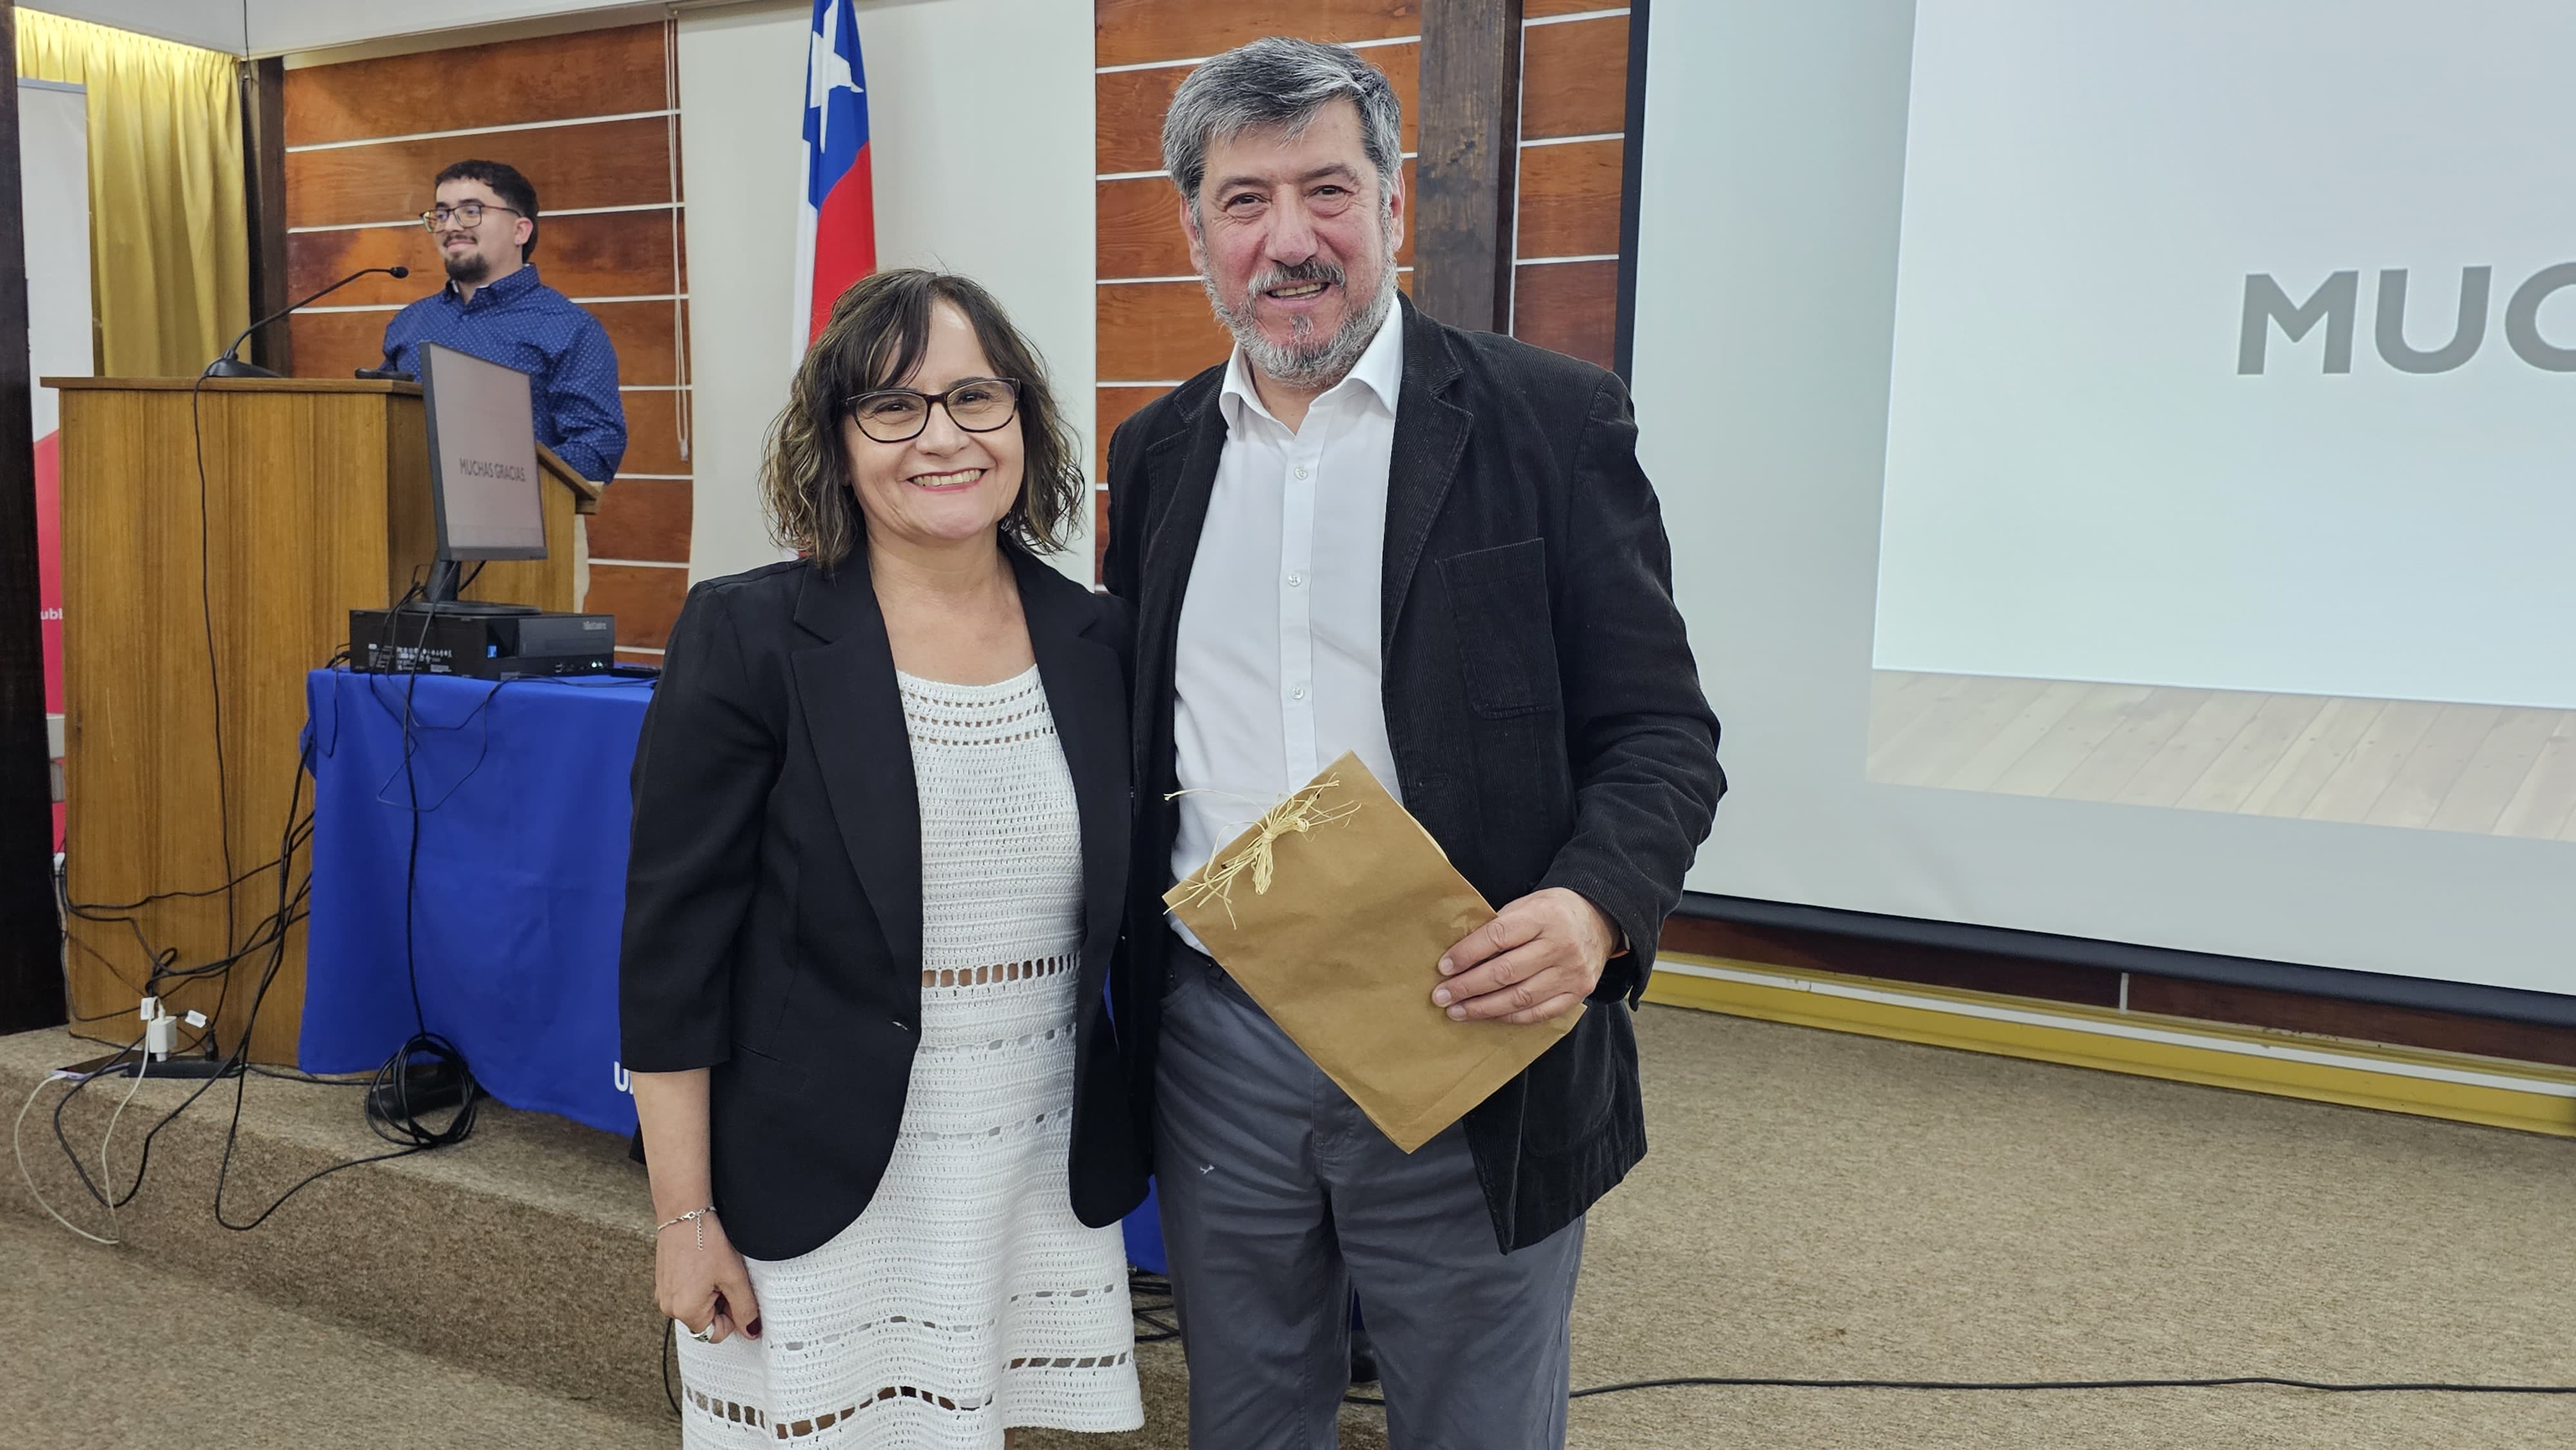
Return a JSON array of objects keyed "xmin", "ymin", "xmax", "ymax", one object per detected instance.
[{"xmin": 1438, "ymin": 539, "xmax": 1558, "ymax": 719}]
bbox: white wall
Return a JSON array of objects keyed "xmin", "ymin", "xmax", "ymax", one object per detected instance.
[
  {"xmin": 676, "ymin": 0, "xmax": 1097, "ymax": 585},
  {"xmin": 32, "ymin": 0, "xmax": 645, "ymax": 54},
  {"xmin": 32, "ymin": 1, "xmax": 247, "ymax": 52},
  {"xmin": 249, "ymin": 0, "xmax": 650, "ymax": 56}
]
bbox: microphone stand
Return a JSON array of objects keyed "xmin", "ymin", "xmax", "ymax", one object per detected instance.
[{"xmin": 205, "ymin": 264, "xmax": 412, "ymax": 378}]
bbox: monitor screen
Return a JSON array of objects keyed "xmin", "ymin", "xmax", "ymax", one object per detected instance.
[{"xmin": 420, "ymin": 342, "xmax": 546, "ymax": 561}]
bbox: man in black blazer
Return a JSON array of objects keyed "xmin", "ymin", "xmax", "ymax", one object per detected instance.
[{"xmin": 1102, "ymin": 37, "xmax": 1723, "ymax": 1450}]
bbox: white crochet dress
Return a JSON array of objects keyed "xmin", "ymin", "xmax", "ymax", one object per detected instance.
[{"xmin": 675, "ymin": 666, "xmax": 1141, "ymax": 1447}]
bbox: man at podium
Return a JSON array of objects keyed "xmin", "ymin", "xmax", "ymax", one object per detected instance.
[{"xmin": 379, "ymin": 159, "xmax": 627, "ymax": 484}]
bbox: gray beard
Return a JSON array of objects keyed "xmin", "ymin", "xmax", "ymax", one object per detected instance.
[
  {"xmin": 444, "ymin": 252, "xmax": 491, "ymax": 285},
  {"xmin": 1204, "ymin": 252, "xmax": 1399, "ymax": 390}
]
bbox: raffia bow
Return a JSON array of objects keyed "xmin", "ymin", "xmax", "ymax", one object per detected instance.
[{"xmin": 1168, "ymin": 777, "xmax": 1365, "ymax": 928}]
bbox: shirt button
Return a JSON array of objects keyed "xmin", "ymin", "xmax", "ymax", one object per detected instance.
[
  {"xmin": 1293, "ymin": 465, "xmax": 1310, "ymax": 480},
  {"xmin": 1291, "ymin": 688, "xmax": 1307, "ymax": 701},
  {"xmin": 1286, "ymin": 572, "xmax": 1304, "ymax": 588}
]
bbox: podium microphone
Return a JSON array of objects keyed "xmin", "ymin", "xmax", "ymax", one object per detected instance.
[{"xmin": 205, "ymin": 264, "xmax": 411, "ymax": 379}]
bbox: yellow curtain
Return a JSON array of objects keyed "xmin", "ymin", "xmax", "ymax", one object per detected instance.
[{"xmin": 18, "ymin": 9, "xmax": 246, "ymax": 377}]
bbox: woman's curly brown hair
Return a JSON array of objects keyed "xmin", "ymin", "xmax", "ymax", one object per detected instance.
[{"xmin": 761, "ymin": 268, "xmax": 1084, "ymax": 572}]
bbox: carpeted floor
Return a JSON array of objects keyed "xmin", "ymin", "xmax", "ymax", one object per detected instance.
[
  {"xmin": 14, "ymin": 1003, "xmax": 2574, "ymax": 1447},
  {"xmin": 1, "ymin": 1212, "xmax": 662, "ymax": 1450}
]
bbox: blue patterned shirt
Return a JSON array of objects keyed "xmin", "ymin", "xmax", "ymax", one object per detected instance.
[{"xmin": 379, "ymin": 265, "xmax": 627, "ymax": 482}]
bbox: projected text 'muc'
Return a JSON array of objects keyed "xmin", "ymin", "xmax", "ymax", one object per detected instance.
[{"xmin": 2237, "ymin": 265, "xmax": 2576, "ymax": 375}]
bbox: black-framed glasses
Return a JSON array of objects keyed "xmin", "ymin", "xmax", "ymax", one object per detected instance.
[
  {"xmin": 846, "ymin": 377, "xmax": 1021, "ymax": 443},
  {"xmin": 420, "ymin": 201, "xmax": 524, "ymax": 232}
]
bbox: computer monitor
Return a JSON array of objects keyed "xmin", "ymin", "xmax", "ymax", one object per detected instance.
[{"xmin": 417, "ymin": 341, "xmax": 545, "ymax": 607}]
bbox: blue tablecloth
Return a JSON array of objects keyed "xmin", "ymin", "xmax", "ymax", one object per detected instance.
[
  {"xmin": 296, "ymin": 665, "xmax": 1169, "ymax": 1270},
  {"xmin": 301, "ymin": 668, "xmax": 652, "ymax": 1135}
]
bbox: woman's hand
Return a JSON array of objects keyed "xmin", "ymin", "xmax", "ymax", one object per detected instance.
[
  {"xmin": 658, "ymin": 1210, "xmax": 762, "ymax": 1344},
  {"xmin": 630, "ymin": 1069, "xmax": 758, "ymax": 1344}
]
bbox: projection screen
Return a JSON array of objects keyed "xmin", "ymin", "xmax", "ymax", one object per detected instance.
[{"xmin": 1631, "ymin": 0, "xmax": 2576, "ymax": 999}]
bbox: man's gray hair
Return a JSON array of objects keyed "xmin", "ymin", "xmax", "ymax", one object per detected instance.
[{"xmin": 1160, "ymin": 37, "xmax": 1404, "ymax": 216}]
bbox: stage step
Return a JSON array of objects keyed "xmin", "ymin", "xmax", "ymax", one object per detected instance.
[
  {"xmin": 3, "ymin": 1027, "xmax": 674, "ymax": 1424},
  {"xmin": 1, "ymin": 1028, "xmax": 1387, "ymax": 1447}
]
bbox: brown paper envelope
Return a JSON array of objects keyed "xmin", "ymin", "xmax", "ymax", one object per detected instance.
[{"xmin": 1165, "ymin": 751, "xmax": 1583, "ymax": 1153}]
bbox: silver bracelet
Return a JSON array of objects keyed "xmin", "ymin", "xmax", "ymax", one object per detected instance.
[{"xmin": 657, "ymin": 1205, "xmax": 719, "ymax": 1250}]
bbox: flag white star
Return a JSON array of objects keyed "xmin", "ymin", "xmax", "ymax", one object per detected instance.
[{"xmin": 807, "ymin": 3, "xmax": 863, "ymax": 151}]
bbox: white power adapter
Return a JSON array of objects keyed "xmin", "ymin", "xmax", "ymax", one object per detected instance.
[
  {"xmin": 140, "ymin": 999, "xmax": 176, "ymax": 1060},
  {"xmin": 135, "ymin": 997, "xmax": 205, "ymax": 1062}
]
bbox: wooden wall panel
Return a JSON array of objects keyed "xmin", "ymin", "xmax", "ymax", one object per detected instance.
[
  {"xmin": 286, "ymin": 117, "xmax": 675, "ymax": 229},
  {"xmin": 283, "ymin": 23, "xmax": 668, "ymax": 147},
  {"xmin": 287, "ymin": 310, "xmax": 392, "ymax": 376},
  {"xmin": 1515, "ymin": 138, "xmax": 1623, "ymax": 259},
  {"xmin": 282, "ymin": 299, "xmax": 689, "ymax": 394},
  {"xmin": 1094, "ymin": 385, "xmax": 1167, "ymax": 476},
  {"xmin": 1099, "ymin": 161, "xmax": 1418, "ymax": 279},
  {"xmin": 1097, "ymin": 177, "xmax": 1189, "ymax": 278},
  {"xmin": 285, "ymin": 225, "xmax": 442, "ymax": 303},
  {"xmin": 285, "ymin": 20, "xmax": 694, "ymax": 641},
  {"xmin": 1096, "ymin": 44, "xmax": 1420, "ymax": 176},
  {"xmin": 1520, "ymin": 15, "xmax": 1627, "ymax": 140},
  {"xmin": 1509, "ymin": 8, "xmax": 1629, "ymax": 350},
  {"xmin": 593, "ymin": 301, "xmax": 687, "ymax": 389},
  {"xmin": 619, "ymin": 389, "xmax": 689, "ymax": 477},
  {"xmin": 585, "ymin": 563, "xmax": 688, "ymax": 648},
  {"xmin": 588, "ymin": 476, "xmax": 693, "ymax": 562},
  {"xmin": 1100, "ymin": 283, "xmax": 1235, "ymax": 382},
  {"xmin": 1096, "ymin": 1, "xmax": 1419, "ymax": 69},
  {"xmin": 1511, "ymin": 259, "xmax": 1616, "ymax": 370},
  {"xmin": 1097, "ymin": 66, "xmax": 1188, "ymax": 176},
  {"xmin": 286, "ymin": 209, "xmax": 683, "ymax": 308}
]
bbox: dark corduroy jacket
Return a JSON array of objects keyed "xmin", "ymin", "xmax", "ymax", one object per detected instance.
[
  {"xmin": 1102, "ymin": 297, "xmax": 1724, "ymax": 1253},
  {"xmin": 618, "ymin": 546, "xmax": 1146, "ymax": 1261}
]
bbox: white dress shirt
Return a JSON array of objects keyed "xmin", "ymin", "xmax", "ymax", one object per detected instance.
[{"xmin": 1170, "ymin": 306, "xmax": 1406, "ymax": 944}]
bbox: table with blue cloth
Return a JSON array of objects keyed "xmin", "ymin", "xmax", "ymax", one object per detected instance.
[
  {"xmin": 300, "ymin": 667, "xmax": 653, "ymax": 1135},
  {"xmin": 295, "ymin": 665, "xmax": 1168, "ymax": 1271}
]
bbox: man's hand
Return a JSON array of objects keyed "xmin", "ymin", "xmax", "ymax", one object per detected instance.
[{"xmin": 1433, "ymin": 887, "xmax": 1621, "ymax": 1025}]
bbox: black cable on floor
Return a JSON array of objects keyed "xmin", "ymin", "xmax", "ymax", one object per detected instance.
[
  {"xmin": 1127, "ymin": 1268, "xmax": 1179, "ymax": 1345},
  {"xmin": 663, "ymin": 1319, "xmax": 681, "ymax": 1416},
  {"xmin": 1339, "ymin": 1373, "xmax": 2576, "ymax": 1408}
]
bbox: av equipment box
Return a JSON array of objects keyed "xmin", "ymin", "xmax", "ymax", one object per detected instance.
[{"xmin": 350, "ymin": 609, "xmax": 617, "ymax": 679}]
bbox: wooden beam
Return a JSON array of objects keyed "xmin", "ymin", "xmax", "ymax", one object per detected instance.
[
  {"xmin": 1414, "ymin": 0, "xmax": 1523, "ymax": 333},
  {"xmin": 0, "ymin": 1, "xmax": 66, "ymax": 1034},
  {"xmin": 241, "ymin": 57, "xmax": 291, "ymax": 373}
]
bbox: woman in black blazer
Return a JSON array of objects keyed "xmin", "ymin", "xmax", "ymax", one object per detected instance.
[{"xmin": 620, "ymin": 270, "xmax": 1145, "ymax": 1448}]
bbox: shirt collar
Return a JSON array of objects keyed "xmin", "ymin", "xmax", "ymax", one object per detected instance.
[
  {"xmin": 445, "ymin": 263, "xmax": 542, "ymax": 307},
  {"xmin": 1218, "ymin": 295, "xmax": 1405, "ymax": 433}
]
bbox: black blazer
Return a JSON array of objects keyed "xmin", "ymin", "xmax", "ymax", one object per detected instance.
[
  {"xmin": 618, "ymin": 545, "xmax": 1146, "ymax": 1262},
  {"xmin": 1102, "ymin": 297, "xmax": 1723, "ymax": 1254}
]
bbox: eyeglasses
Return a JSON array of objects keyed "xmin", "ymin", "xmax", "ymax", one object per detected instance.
[
  {"xmin": 419, "ymin": 201, "xmax": 524, "ymax": 232},
  {"xmin": 845, "ymin": 378, "xmax": 1021, "ymax": 443}
]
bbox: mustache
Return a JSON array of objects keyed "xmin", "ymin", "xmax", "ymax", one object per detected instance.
[{"xmin": 1245, "ymin": 258, "xmax": 1346, "ymax": 296}]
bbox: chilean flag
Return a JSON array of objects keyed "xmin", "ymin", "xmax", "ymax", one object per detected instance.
[{"xmin": 794, "ymin": 0, "xmax": 875, "ymax": 352}]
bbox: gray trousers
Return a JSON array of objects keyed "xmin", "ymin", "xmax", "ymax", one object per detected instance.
[{"xmin": 1154, "ymin": 942, "xmax": 1585, "ymax": 1450}]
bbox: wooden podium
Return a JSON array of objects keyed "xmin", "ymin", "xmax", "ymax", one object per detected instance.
[{"xmin": 46, "ymin": 376, "xmax": 602, "ymax": 1064}]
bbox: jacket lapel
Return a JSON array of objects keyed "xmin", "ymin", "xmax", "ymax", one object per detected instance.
[
  {"xmin": 1381, "ymin": 299, "xmax": 1472, "ymax": 655},
  {"xmin": 788, "ymin": 556, "xmax": 924, "ymax": 973},
  {"xmin": 1133, "ymin": 384, "xmax": 1229, "ymax": 783},
  {"xmin": 1014, "ymin": 550, "xmax": 1130, "ymax": 969}
]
